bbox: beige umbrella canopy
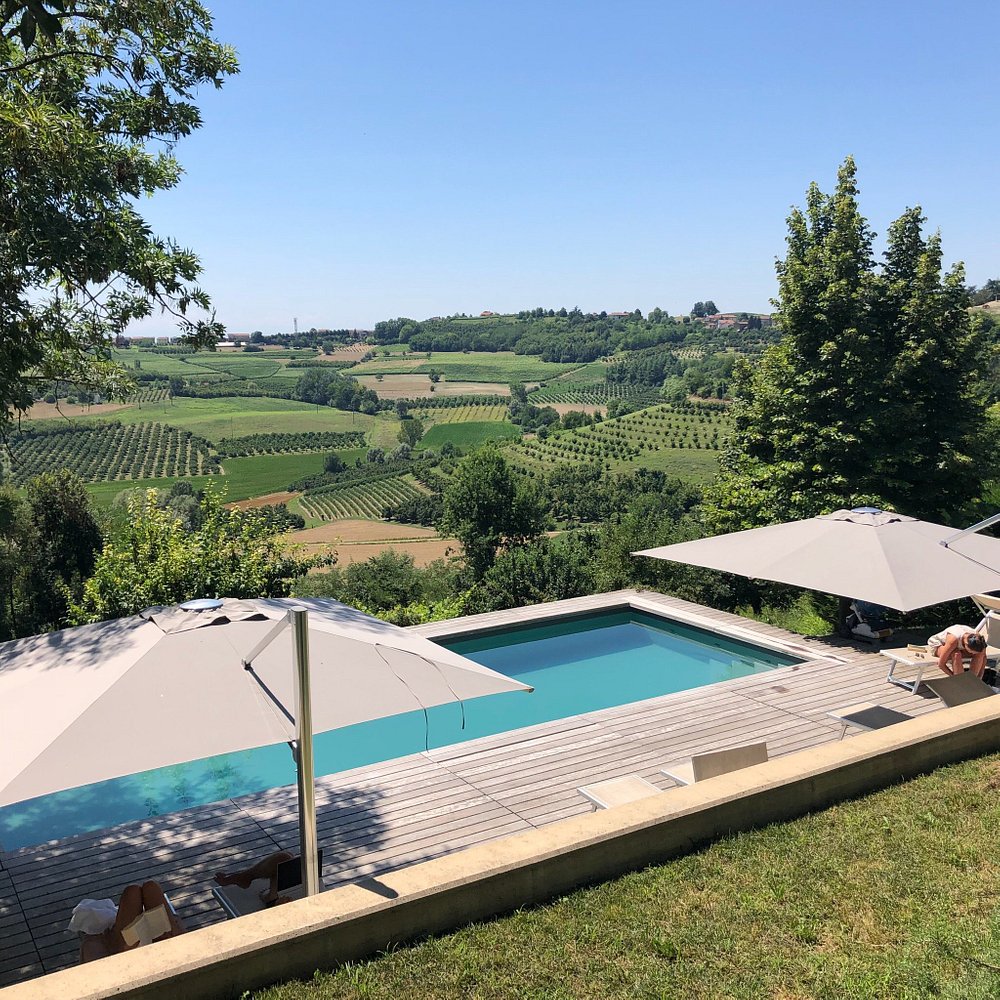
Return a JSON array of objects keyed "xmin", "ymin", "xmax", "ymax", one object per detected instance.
[
  {"xmin": 635, "ymin": 508, "xmax": 1000, "ymax": 613},
  {"xmin": 0, "ymin": 598, "xmax": 531, "ymax": 891}
]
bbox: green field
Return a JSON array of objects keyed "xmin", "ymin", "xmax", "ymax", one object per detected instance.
[
  {"xmin": 298, "ymin": 473, "xmax": 428, "ymax": 521},
  {"xmin": 2, "ymin": 422, "xmax": 218, "ymax": 484},
  {"xmin": 420, "ymin": 421, "xmax": 521, "ymax": 450},
  {"xmin": 349, "ymin": 351, "xmax": 581, "ymax": 382},
  {"xmin": 507, "ymin": 403, "xmax": 730, "ymax": 481},
  {"xmin": 109, "ymin": 349, "xmax": 315, "ymax": 384},
  {"xmin": 56, "ymin": 396, "xmax": 388, "ymax": 443},
  {"xmin": 411, "ymin": 404, "xmax": 509, "ymax": 425},
  {"xmin": 84, "ymin": 451, "xmax": 331, "ymax": 506}
]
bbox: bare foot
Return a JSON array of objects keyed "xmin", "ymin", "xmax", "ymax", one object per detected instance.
[{"xmin": 214, "ymin": 871, "xmax": 254, "ymax": 889}]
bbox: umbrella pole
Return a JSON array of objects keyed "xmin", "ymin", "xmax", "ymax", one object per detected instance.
[{"xmin": 290, "ymin": 607, "xmax": 321, "ymax": 897}]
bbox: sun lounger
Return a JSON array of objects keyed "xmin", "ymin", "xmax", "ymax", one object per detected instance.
[
  {"xmin": 827, "ymin": 702, "xmax": 913, "ymax": 739},
  {"xmin": 578, "ymin": 742, "xmax": 771, "ymax": 809},
  {"xmin": 923, "ymin": 672, "xmax": 997, "ymax": 707},
  {"xmin": 970, "ymin": 594, "xmax": 1000, "ymax": 660},
  {"xmin": 577, "ymin": 775, "xmax": 661, "ymax": 810},
  {"xmin": 211, "ymin": 852, "xmax": 323, "ymax": 919},
  {"xmin": 660, "ymin": 742, "xmax": 769, "ymax": 786}
]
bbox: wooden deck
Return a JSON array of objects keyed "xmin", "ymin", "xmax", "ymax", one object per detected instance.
[{"xmin": 0, "ymin": 592, "xmax": 945, "ymax": 987}]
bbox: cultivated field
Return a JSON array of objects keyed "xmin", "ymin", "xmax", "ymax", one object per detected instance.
[
  {"xmin": 507, "ymin": 403, "xmax": 731, "ymax": 481},
  {"xmin": 410, "ymin": 404, "xmax": 509, "ymax": 425},
  {"xmin": 60, "ymin": 396, "xmax": 390, "ymax": 443},
  {"xmin": 349, "ymin": 351, "xmax": 581, "ymax": 382},
  {"xmin": 356, "ymin": 375, "xmax": 512, "ymax": 399},
  {"xmin": 297, "ymin": 473, "xmax": 429, "ymax": 522},
  {"xmin": 83, "ymin": 452, "xmax": 330, "ymax": 506},
  {"xmin": 419, "ymin": 421, "xmax": 521, "ymax": 451},
  {"xmin": 2, "ymin": 423, "xmax": 218, "ymax": 484},
  {"xmin": 283, "ymin": 518, "xmax": 456, "ymax": 568}
]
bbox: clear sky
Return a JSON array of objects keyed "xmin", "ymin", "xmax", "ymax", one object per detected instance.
[{"xmin": 135, "ymin": 0, "xmax": 999, "ymax": 335}]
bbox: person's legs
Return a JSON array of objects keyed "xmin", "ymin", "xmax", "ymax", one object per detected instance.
[
  {"xmin": 215, "ymin": 851, "xmax": 294, "ymax": 896},
  {"xmin": 139, "ymin": 880, "xmax": 185, "ymax": 939},
  {"xmin": 81, "ymin": 884, "xmax": 144, "ymax": 960}
]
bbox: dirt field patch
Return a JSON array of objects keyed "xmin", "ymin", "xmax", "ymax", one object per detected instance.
[
  {"xmin": 25, "ymin": 400, "xmax": 132, "ymax": 420},
  {"xmin": 284, "ymin": 519, "xmax": 456, "ymax": 568},
  {"xmin": 230, "ymin": 491, "xmax": 300, "ymax": 510},
  {"xmin": 319, "ymin": 343, "xmax": 371, "ymax": 362},
  {"xmin": 284, "ymin": 519, "xmax": 439, "ymax": 544},
  {"xmin": 357, "ymin": 375, "xmax": 511, "ymax": 399},
  {"xmin": 547, "ymin": 402, "xmax": 607, "ymax": 416},
  {"xmin": 317, "ymin": 537, "xmax": 458, "ymax": 567}
]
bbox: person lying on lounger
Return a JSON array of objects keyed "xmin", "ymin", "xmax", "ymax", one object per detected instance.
[
  {"xmin": 927, "ymin": 624, "xmax": 987, "ymax": 679},
  {"xmin": 214, "ymin": 850, "xmax": 296, "ymax": 906},
  {"xmin": 79, "ymin": 881, "xmax": 185, "ymax": 963}
]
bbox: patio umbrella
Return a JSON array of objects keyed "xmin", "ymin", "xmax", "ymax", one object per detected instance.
[
  {"xmin": 634, "ymin": 507, "xmax": 1000, "ymax": 614},
  {"xmin": 0, "ymin": 597, "xmax": 531, "ymax": 895}
]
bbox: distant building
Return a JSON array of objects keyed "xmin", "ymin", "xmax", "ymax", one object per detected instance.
[
  {"xmin": 226, "ymin": 332, "xmax": 251, "ymax": 342},
  {"xmin": 702, "ymin": 312, "xmax": 774, "ymax": 331},
  {"xmin": 608, "ymin": 311, "xmax": 631, "ymax": 318},
  {"xmin": 480, "ymin": 310, "xmax": 496, "ymax": 317}
]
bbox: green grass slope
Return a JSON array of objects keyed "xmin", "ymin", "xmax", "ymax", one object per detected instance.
[{"xmin": 256, "ymin": 753, "xmax": 1000, "ymax": 1000}]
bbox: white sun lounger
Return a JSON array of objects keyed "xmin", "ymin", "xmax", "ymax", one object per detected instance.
[
  {"xmin": 660, "ymin": 742, "xmax": 769, "ymax": 786},
  {"xmin": 578, "ymin": 742, "xmax": 770, "ymax": 809},
  {"xmin": 827, "ymin": 702, "xmax": 913, "ymax": 739},
  {"xmin": 211, "ymin": 852, "xmax": 323, "ymax": 919},
  {"xmin": 923, "ymin": 672, "xmax": 997, "ymax": 707}
]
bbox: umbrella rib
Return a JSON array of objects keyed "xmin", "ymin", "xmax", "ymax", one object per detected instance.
[
  {"xmin": 242, "ymin": 663, "xmax": 296, "ymax": 728},
  {"xmin": 371, "ymin": 642, "xmax": 468, "ymax": 748}
]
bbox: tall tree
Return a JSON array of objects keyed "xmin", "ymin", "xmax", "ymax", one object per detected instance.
[
  {"xmin": 0, "ymin": 1, "xmax": 237, "ymax": 430},
  {"xmin": 0, "ymin": 470, "xmax": 102, "ymax": 638},
  {"xmin": 441, "ymin": 446, "xmax": 547, "ymax": 580},
  {"xmin": 706, "ymin": 158, "xmax": 988, "ymax": 530}
]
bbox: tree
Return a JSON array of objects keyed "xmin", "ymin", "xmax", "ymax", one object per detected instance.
[
  {"xmin": 0, "ymin": 470, "xmax": 102, "ymax": 638},
  {"xmin": 441, "ymin": 445, "xmax": 547, "ymax": 580},
  {"xmin": 703, "ymin": 300, "xmax": 718, "ymax": 315},
  {"xmin": 462, "ymin": 536, "xmax": 593, "ymax": 615},
  {"xmin": 691, "ymin": 302, "xmax": 706, "ymax": 318},
  {"xmin": 324, "ymin": 453, "xmax": 345, "ymax": 474},
  {"xmin": 706, "ymin": 158, "xmax": 988, "ymax": 530},
  {"xmin": 69, "ymin": 489, "xmax": 320, "ymax": 623},
  {"xmin": 0, "ymin": 2, "xmax": 238, "ymax": 431},
  {"xmin": 398, "ymin": 416, "xmax": 424, "ymax": 448}
]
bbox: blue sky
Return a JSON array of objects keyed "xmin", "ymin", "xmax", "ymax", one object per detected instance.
[{"xmin": 137, "ymin": 1, "xmax": 999, "ymax": 334}]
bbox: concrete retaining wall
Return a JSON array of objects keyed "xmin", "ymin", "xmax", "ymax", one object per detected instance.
[{"xmin": 6, "ymin": 698, "xmax": 1000, "ymax": 1000}]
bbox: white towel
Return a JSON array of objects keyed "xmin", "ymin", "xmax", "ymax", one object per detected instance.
[{"xmin": 67, "ymin": 898, "xmax": 118, "ymax": 935}]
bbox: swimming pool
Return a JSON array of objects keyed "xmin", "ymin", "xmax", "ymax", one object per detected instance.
[{"xmin": 0, "ymin": 608, "xmax": 801, "ymax": 850}]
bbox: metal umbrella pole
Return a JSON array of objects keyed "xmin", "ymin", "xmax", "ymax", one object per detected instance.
[
  {"xmin": 241, "ymin": 606, "xmax": 322, "ymax": 897},
  {"xmin": 290, "ymin": 607, "xmax": 321, "ymax": 897}
]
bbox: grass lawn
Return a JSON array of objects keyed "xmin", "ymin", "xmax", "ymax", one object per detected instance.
[
  {"xmin": 255, "ymin": 753, "xmax": 1000, "ymax": 1000},
  {"xmin": 420, "ymin": 421, "xmax": 521, "ymax": 450},
  {"xmin": 57, "ymin": 397, "xmax": 384, "ymax": 442}
]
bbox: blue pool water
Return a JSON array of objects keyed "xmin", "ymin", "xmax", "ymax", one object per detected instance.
[{"xmin": 0, "ymin": 609, "xmax": 799, "ymax": 850}]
